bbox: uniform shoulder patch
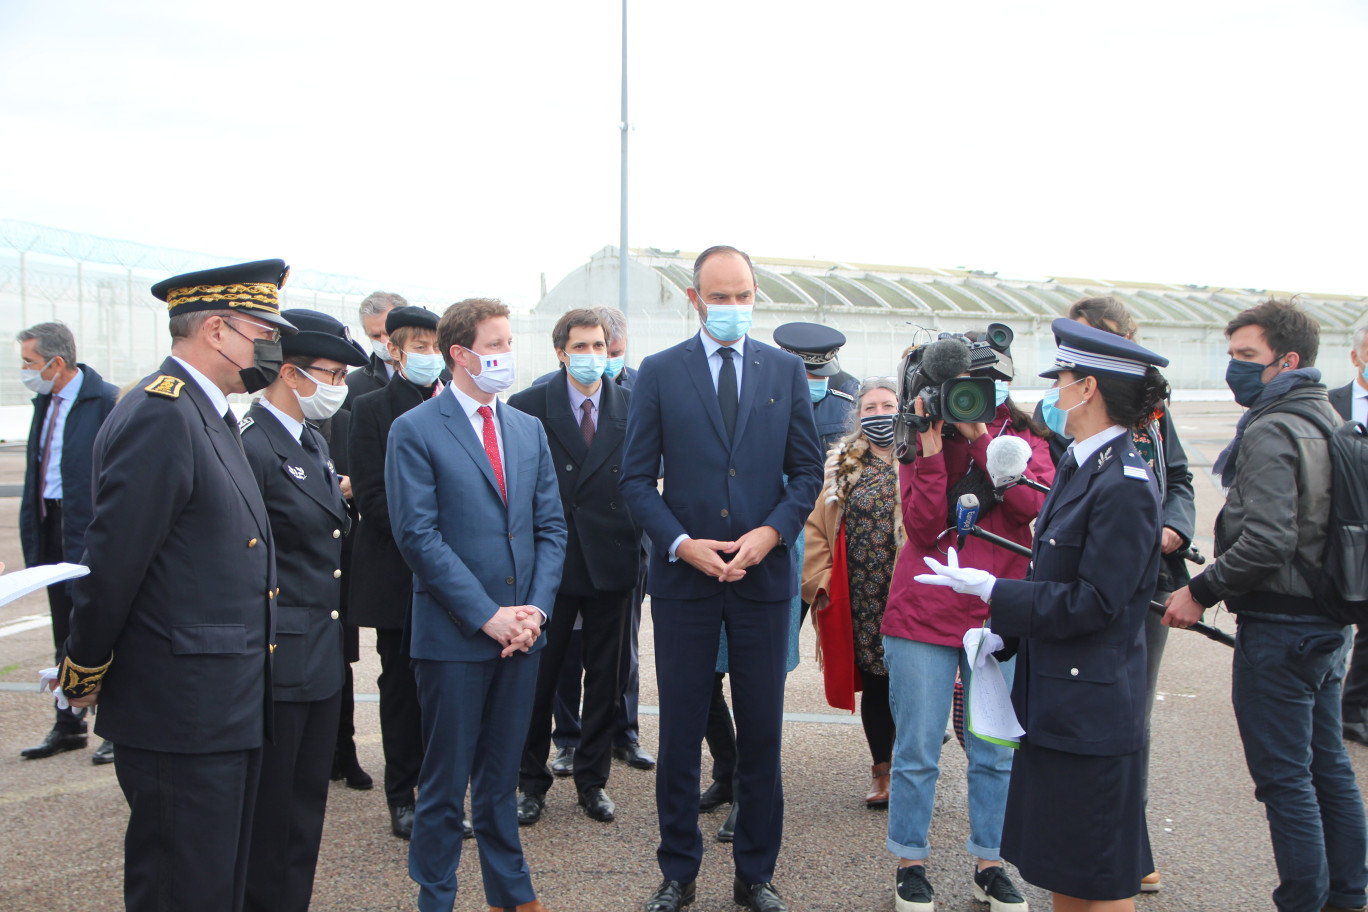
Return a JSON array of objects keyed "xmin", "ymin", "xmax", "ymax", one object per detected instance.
[
  {"xmin": 144, "ymin": 375, "xmax": 185, "ymax": 399},
  {"xmin": 238, "ymin": 415, "xmax": 255, "ymax": 433},
  {"xmin": 829, "ymin": 389, "xmax": 855, "ymax": 402},
  {"xmin": 1122, "ymin": 464, "xmax": 1150, "ymax": 481}
]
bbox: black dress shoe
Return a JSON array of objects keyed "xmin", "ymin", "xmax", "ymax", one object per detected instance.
[
  {"xmin": 462, "ymin": 815, "xmax": 474, "ymax": 839},
  {"xmin": 21, "ymin": 726, "xmax": 87, "ymax": 760},
  {"xmin": 517, "ymin": 792, "xmax": 545, "ymax": 826},
  {"xmin": 91, "ymin": 739, "xmax": 115, "ymax": 765},
  {"xmin": 643, "ymin": 879, "xmax": 695, "ymax": 912},
  {"xmin": 613, "ymin": 740, "xmax": 656, "ymax": 770},
  {"xmin": 717, "ymin": 800, "xmax": 738, "ymax": 843},
  {"xmin": 389, "ymin": 804, "xmax": 415, "ymax": 839},
  {"xmin": 332, "ymin": 743, "xmax": 374, "ymax": 789},
  {"xmin": 699, "ymin": 780, "xmax": 733, "ymax": 812},
  {"xmin": 1344, "ymin": 718, "xmax": 1368, "ymax": 746},
  {"xmin": 551, "ymin": 746, "xmax": 576, "ymax": 776},
  {"xmin": 578, "ymin": 786, "xmax": 616, "ymax": 822},
  {"xmin": 733, "ymin": 877, "xmax": 788, "ymax": 912}
]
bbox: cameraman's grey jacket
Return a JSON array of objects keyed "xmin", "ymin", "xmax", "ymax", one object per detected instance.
[{"xmin": 1188, "ymin": 384, "xmax": 1336, "ymax": 616}]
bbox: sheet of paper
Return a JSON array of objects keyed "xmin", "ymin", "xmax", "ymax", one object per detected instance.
[
  {"xmin": 0, "ymin": 563, "xmax": 90, "ymax": 608},
  {"xmin": 962, "ymin": 627, "xmax": 1026, "ymax": 746}
]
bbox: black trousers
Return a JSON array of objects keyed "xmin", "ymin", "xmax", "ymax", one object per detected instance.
[
  {"xmin": 1342, "ymin": 626, "xmax": 1368, "ymax": 724},
  {"xmin": 39, "ymin": 499, "xmax": 84, "ymax": 732},
  {"xmin": 522, "ymin": 589, "xmax": 631, "ymax": 796},
  {"xmin": 374, "ymin": 626, "xmax": 423, "ymax": 807},
  {"xmin": 334, "ymin": 623, "xmax": 360, "ymax": 758},
  {"xmin": 115, "ymin": 745, "xmax": 262, "ymax": 912},
  {"xmin": 705, "ymin": 673, "xmax": 737, "ymax": 786},
  {"xmin": 858, "ymin": 669, "xmax": 894, "ymax": 766},
  {"xmin": 246, "ymin": 692, "xmax": 342, "ymax": 912}
]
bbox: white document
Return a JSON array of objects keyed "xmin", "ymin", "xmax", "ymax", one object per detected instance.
[
  {"xmin": 962, "ymin": 626, "xmax": 1026, "ymax": 747},
  {"xmin": 0, "ymin": 563, "xmax": 90, "ymax": 608}
]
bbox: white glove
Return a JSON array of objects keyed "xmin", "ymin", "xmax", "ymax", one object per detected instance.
[
  {"xmin": 38, "ymin": 667, "xmax": 70, "ymax": 711},
  {"xmin": 914, "ymin": 547, "xmax": 997, "ymax": 603},
  {"xmin": 964, "ymin": 628, "xmax": 1006, "ymax": 669}
]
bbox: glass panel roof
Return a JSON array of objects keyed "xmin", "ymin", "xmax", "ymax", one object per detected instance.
[
  {"xmin": 786, "ymin": 273, "xmax": 848, "ymax": 309},
  {"xmin": 825, "ymin": 275, "xmax": 889, "ymax": 309}
]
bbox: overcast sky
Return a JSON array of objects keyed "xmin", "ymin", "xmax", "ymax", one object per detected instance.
[{"xmin": 2, "ymin": 1, "xmax": 1364, "ymax": 307}]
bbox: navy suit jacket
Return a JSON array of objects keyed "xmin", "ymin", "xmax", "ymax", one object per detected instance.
[
  {"xmin": 620, "ymin": 333, "xmax": 823, "ymax": 602},
  {"xmin": 990, "ymin": 434, "xmax": 1162, "ymax": 756},
  {"xmin": 386, "ymin": 389, "xmax": 567, "ymax": 663}
]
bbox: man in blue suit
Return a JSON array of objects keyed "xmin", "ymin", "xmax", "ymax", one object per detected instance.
[
  {"xmin": 621, "ymin": 246, "xmax": 823, "ymax": 912},
  {"xmin": 386, "ymin": 297, "xmax": 567, "ymax": 912}
]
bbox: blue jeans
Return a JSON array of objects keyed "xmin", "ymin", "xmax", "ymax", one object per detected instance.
[
  {"xmin": 1232, "ymin": 617, "xmax": 1368, "ymax": 912},
  {"xmin": 884, "ymin": 635, "xmax": 1016, "ymax": 861}
]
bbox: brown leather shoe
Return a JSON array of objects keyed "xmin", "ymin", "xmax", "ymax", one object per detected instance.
[
  {"xmin": 489, "ymin": 901, "xmax": 548, "ymax": 912},
  {"xmin": 866, "ymin": 762, "xmax": 890, "ymax": 808}
]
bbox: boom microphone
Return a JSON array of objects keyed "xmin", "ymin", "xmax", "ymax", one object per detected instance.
[
  {"xmin": 986, "ymin": 435, "xmax": 1033, "ymax": 488},
  {"xmin": 920, "ymin": 338, "xmax": 972, "ymax": 384},
  {"xmin": 956, "ymin": 493, "xmax": 980, "ymax": 551}
]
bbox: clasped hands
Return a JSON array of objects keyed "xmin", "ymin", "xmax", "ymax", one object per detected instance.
[
  {"xmin": 482, "ymin": 605, "xmax": 543, "ymax": 658},
  {"xmin": 677, "ymin": 526, "xmax": 781, "ymax": 583}
]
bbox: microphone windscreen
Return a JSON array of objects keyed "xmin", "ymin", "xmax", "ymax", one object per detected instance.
[
  {"xmin": 986, "ymin": 435, "xmax": 1033, "ymax": 486},
  {"xmin": 920, "ymin": 338, "xmax": 972, "ymax": 384}
]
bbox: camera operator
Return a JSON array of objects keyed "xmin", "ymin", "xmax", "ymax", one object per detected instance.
[{"xmin": 880, "ymin": 337, "xmax": 1053, "ymax": 912}]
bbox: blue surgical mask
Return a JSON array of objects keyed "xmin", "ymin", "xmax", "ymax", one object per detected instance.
[
  {"xmin": 606, "ymin": 355, "xmax": 625, "ymax": 379},
  {"xmin": 1040, "ymin": 378, "xmax": 1086, "ymax": 437},
  {"xmin": 994, "ymin": 379, "xmax": 1010, "ymax": 408},
  {"xmin": 566, "ymin": 353, "xmax": 607, "ymax": 385},
  {"xmin": 1226, "ymin": 358, "xmax": 1272, "ymax": 408},
  {"xmin": 808, "ymin": 377, "xmax": 829, "ymax": 403},
  {"xmin": 702, "ymin": 304, "xmax": 753, "ymax": 343},
  {"xmin": 401, "ymin": 351, "xmax": 444, "ymax": 387}
]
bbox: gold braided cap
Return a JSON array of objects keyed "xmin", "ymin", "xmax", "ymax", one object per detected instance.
[{"xmin": 166, "ymin": 282, "xmax": 280, "ymax": 315}]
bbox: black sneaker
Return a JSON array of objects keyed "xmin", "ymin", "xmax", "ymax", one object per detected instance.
[
  {"xmin": 973, "ymin": 865, "xmax": 1027, "ymax": 911},
  {"xmin": 895, "ymin": 865, "xmax": 934, "ymax": 912}
]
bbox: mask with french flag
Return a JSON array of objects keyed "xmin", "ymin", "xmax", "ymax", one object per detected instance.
[{"xmin": 469, "ymin": 350, "xmax": 516, "ymax": 394}]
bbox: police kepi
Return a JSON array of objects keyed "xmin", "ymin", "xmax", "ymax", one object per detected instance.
[
  {"xmin": 774, "ymin": 321, "xmax": 858, "ymax": 452},
  {"xmin": 1040, "ymin": 318, "xmax": 1169, "ymax": 381}
]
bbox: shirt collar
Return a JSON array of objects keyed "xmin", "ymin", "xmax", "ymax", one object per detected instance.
[
  {"xmin": 1067, "ymin": 424, "xmax": 1128, "ymax": 468},
  {"xmin": 55, "ymin": 367, "xmax": 84, "ymax": 402},
  {"xmin": 448, "ymin": 381, "xmax": 497, "ymax": 420},
  {"xmin": 698, "ymin": 329, "xmax": 746, "ymax": 361},
  {"xmin": 259, "ymin": 398, "xmax": 303, "ymax": 441},
  {"xmin": 566, "ymin": 375, "xmax": 602, "ymax": 414},
  {"xmin": 171, "ymin": 356, "xmax": 229, "ymax": 417}
]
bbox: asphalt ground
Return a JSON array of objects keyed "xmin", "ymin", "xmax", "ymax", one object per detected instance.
[{"xmin": 2, "ymin": 401, "xmax": 1367, "ymax": 911}]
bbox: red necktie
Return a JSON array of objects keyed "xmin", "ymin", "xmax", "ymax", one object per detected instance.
[{"xmin": 478, "ymin": 405, "xmax": 506, "ymax": 502}]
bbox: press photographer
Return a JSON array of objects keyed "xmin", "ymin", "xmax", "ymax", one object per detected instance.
[{"xmin": 878, "ymin": 327, "xmax": 1055, "ymax": 912}]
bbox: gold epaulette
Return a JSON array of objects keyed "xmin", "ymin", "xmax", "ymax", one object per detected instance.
[
  {"xmin": 145, "ymin": 375, "xmax": 185, "ymax": 399},
  {"xmin": 58, "ymin": 653, "xmax": 113, "ymax": 698}
]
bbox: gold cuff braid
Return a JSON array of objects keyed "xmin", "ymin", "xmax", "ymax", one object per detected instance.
[{"xmin": 58, "ymin": 653, "xmax": 112, "ymax": 698}]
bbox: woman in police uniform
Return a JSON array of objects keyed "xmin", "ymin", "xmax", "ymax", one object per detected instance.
[
  {"xmin": 918, "ymin": 319, "xmax": 1169, "ymax": 911},
  {"xmin": 240, "ymin": 309, "xmax": 367, "ymax": 912}
]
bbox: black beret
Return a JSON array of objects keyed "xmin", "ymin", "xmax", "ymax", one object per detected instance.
[
  {"xmin": 385, "ymin": 305, "xmax": 439, "ymax": 334},
  {"xmin": 151, "ymin": 259, "xmax": 297, "ymax": 333},
  {"xmin": 772, "ymin": 322, "xmax": 846, "ymax": 376},
  {"xmin": 279, "ymin": 309, "xmax": 369, "ymax": 367},
  {"xmin": 1040, "ymin": 318, "xmax": 1169, "ymax": 382}
]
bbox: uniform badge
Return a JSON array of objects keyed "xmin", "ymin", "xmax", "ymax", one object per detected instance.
[
  {"xmin": 1096, "ymin": 446, "xmax": 1113, "ymax": 470},
  {"xmin": 144, "ymin": 375, "xmax": 185, "ymax": 399},
  {"xmin": 327, "ymin": 458, "xmax": 335, "ymax": 473},
  {"xmin": 238, "ymin": 416, "xmax": 255, "ymax": 433},
  {"xmin": 287, "ymin": 464, "xmax": 308, "ymax": 481}
]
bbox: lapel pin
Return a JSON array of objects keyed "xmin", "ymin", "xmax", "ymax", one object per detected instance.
[{"xmin": 287, "ymin": 465, "xmax": 307, "ymax": 481}]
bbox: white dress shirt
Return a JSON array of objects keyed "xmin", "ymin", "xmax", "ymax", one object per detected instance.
[
  {"xmin": 1065, "ymin": 424, "xmax": 1128, "ymax": 469},
  {"xmin": 259, "ymin": 399, "xmax": 304, "ymax": 442},
  {"xmin": 172, "ymin": 356, "xmax": 230, "ymax": 419},
  {"xmin": 41, "ymin": 369, "xmax": 84, "ymax": 500}
]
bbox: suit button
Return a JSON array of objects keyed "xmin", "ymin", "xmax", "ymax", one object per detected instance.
[
  {"xmin": 1070, "ymin": 667, "xmax": 1079, "ymax": 676},
  {"xmin": 268, "ymin": 590, "xmax": 274, "ymax": 599},
  {"xmin": 330, "ymin": 610, "xmax": 340, "ymax": 620},
  {"xmin": 610, "ymin": 502, "xmax": 617, "ymax": 510},
  {"xmin": 729, "ymin": 468, "xmax": 736, "ymax": 477},
  {"xmin": 505, "ymin": 576, "xmax": 515, "ymax": 585},
  {"xmin": 508, "ymin": 532, "xmax": 514, "ymax": 541},
  {"xmin": 1049, "ymin": 538, "xmax": 1056, "ymax": 546},
  {"xmin": 269, "ymin": 644, "xmax": 276, "ymax": 654},
  {"xmin": 248, "ymin": 538, "xmax": 258, "ymax": 548},
  {"xmin": 720, "ymin": 509, "xmax": 729, "ymax": 518},
  {"xmin": 611, "ymin": 465, "xmax": 619, "ymax": 473},
  {"xmin": 333, "ymin": 569, "xmax": 342, "ymax": 579},
  {"xmin": 332, "ymin": 529, "xmax": 341, "ymax": 539},
  {"xmin": 565, "ymin": 463, "xmax": 574, "ymax": 471}
]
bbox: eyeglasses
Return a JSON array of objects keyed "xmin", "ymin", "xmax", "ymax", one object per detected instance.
[
  {"xmin": 300, "ymin": 364, "xmax": 349, "ymax": 385},
  {"xmin": 222, "ymin": 316, "xmax": 281, "ymax": 344}
]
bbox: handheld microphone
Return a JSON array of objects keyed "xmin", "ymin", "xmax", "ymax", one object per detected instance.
[
  {"xmin": 986, "ymin": 435, "xmax": 1032, "ymax": 488},
  {"xmin": 920, "ymin": 338, "xmax": 972, "ymax": 384},
  {"xmin": 956, "ymin": 493, "xmax": 981, "ymax": 551}
]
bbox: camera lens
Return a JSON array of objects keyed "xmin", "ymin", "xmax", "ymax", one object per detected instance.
[{"xmin": 945, "ymin": 379, "xmax": 990, "ymax": 422}]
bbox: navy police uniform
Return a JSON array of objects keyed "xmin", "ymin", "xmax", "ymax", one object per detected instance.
[
  {"xmin": 987, "ymin": 319, "xmax": 1167, "ymax": 901},
  {"xmin": 59, "ymin": 260, "xmax": 296, "ymax": 912},
  {"xmin": 240, "ymin": 310, "xmax": 366, "ymax": 912},
  {"xmin": 774, "ymin": 321, "xmax": 858, "ymax": 453}
]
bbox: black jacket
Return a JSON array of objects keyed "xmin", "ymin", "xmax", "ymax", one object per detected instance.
[
  {"xmin": 1330, "ymin": 382, "xmax": 1355, "ymax": 422},
  {"xmin": 508, "ymin": 372, "xmax": 641, "ymax": 596},
  {"xmin": 347, "ymin": 373, "xmax": 435, "ymax": 628},
  {"xmin": 241, "ymin": 403, "xmax": 347, "ymax": 703},
  {"xmin": 19, "ymin": 364, "xmax": 119, "ymax": 567},
  {"xmin": 66, "ymin": 358, "xmax": 277, "ymax": 752},
  {"xmin": 344, "ymin": 353, "xmax": 392, "ymax": 409}
]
